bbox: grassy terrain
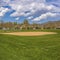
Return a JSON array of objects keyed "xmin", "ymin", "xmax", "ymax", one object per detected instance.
[
  {"xmin": 0, "ymin": 29, "xmax": 60, "ymax": 32},
  {"xmin": 0, "ymin": 29, "xmax": 60, "ymax": 60}
]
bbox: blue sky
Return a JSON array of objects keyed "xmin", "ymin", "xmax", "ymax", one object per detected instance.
[{"xmin": 0, "ymin": 0, "xmax": 60, "ymax": 23}]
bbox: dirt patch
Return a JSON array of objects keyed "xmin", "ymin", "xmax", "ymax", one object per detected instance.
[{"xmin": 2, "ymin": 32, "xmax": 57, "ymax": 36}]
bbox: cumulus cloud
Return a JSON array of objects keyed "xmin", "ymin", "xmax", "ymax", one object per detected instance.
[
  {"xmin": 33, "ymin": 12, "xmax": 57, "ymax": 21},
  {"xmin": 0, "ymin": 7, "xmax": 10, "ymax": 17},
  {"xmin": 27, "ymin": 16, "xmax": 33, "ymax": 19},
  {"xmin": 0, "ymin": 0, "xmax": 60, "ymax": 21},
  {"xmin": 10, "ymin": 12, "xmax": 25, "ymax": 17},
  {"xmin": 3, "ymin": 0, "xmax": 10, "ymax": 3},
  {"xmin": 9, "ymin": 0, "xmax": 60, "ymax": 19},
  {"xmin": 47, "ymin": 0, "xmax": 60, "ymax": 7},
  {"xmin": 15, "ymin": 17, "xmax": 19, "ymax": 20}
]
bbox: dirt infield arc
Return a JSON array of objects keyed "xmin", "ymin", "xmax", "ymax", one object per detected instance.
[{"xmin": 2, "ymin": 32, "xmax": 57, "ymax": 36}]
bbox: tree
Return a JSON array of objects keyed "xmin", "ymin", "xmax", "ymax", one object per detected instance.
[
  {"xmin": 0, "ymin": 20, "xmax": 4, "ymax": 29},
  {"xmin": 23, "ymin": 19, "xmax": 29, "ymax": 30}
]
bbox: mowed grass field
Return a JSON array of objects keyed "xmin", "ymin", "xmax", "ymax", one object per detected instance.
[{"xmin": 0, "ymin": 29, "xmax": 60, "ymax": 60}]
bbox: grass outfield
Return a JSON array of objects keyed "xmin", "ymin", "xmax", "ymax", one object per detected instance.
[{"xmin": 0, "ymin": 30, "xmax": 60, "ymax": 60}]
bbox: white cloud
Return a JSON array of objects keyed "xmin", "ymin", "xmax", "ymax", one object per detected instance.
[
  {"xmin": 27, "ymin": 16, "xmax": 33, "ymax": 19},
  {"xmin": 0, "ymin": 0, "xmax": 60, "ymax": 22},
  {"xmin": 24, "ymin": 13, "xmax": 31, "ymax": 17},
  {"xmin": 47, "ymin": 0, "xmax": 60, "ymax": 7},
  {"xmin": 15, "ymin": 17, "xmax": 19, "ymax": 20},
  {"xmin": 33, "ymin": 12, "xmax": 57, "ymax": 21},
  {"xmin": 10, "ymin": 2, "xmax": 44, "ymax": 17},
  {"xmin": 3, "ymin": 0, "xmax": 10, "ymax": 3},
  {"xmin": 10, "ymin": 12, "xmax": 25, "ymax": 17},
  {"xmin": 0, "ymin": 7, "xmax": 10, "ymax": 17},
  {"xmin": 9, "ymin": 0, "xmax": 60, "ymax": 18}
]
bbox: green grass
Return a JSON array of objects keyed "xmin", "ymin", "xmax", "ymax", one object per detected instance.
[
  {"xmin": 0, "ymin": 29, "xmax": 60, "ymax": 60},
  {"xmin": 0, "ymin": 29, "xmax": 60, "ymax": 33}
]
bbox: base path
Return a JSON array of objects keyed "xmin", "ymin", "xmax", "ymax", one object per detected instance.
[{"xmin": 2, "ymin": 32, "xmax": 57, "ymax": 36}]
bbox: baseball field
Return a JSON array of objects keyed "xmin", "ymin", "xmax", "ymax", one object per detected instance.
[{"xmin": 0, "ymin": 29, "xmax": 60, "ymax": 60}]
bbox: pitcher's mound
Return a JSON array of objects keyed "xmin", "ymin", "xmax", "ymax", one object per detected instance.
[{"xmin": 2, "ymin": 32, "xmax": 56, "ymax": 36}]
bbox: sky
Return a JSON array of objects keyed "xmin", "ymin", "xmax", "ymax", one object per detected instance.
[{"xmin": 0, "ymin": 0, "xmax": 60, "ymax": 24}]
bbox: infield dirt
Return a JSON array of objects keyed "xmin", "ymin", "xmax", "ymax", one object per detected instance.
[{"xmin": 2, "ymin": 32, "xmax": 57, "ymax": 36}]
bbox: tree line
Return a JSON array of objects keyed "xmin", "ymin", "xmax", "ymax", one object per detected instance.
[{"xmin": 0, "ymin": 20, "xmax": 60, "ymax": 30}]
